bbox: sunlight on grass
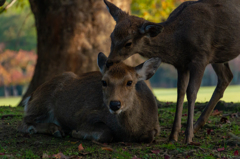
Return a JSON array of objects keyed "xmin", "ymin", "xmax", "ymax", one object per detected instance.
[
  {"xmin": 0, "ymin": 85, "xmax": 239, "ymax": 107},
  {"xmin": 153, "ymin": 85, "xmax": 240, "ymax": 103},
  {"xmin": 0, "ymin": 97, "xmax": 21, "ymax": 107}
]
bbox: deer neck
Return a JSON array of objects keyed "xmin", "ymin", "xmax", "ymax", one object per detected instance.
[
  {"xmin": 139, "ymin": 24, "xmax": 178, "ymax": 66},
  {"xmin": 116, "ymin": 95, "xmax": 142, "ymax": 134}
]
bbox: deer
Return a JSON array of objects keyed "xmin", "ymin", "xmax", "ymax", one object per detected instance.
[
  {"xmin": 103, "ymin": 0, "xmax": 240, "ymax": 143},
  {"xmin": 17, "ymin": 52, "xmax": 161, "ymax": 143}
]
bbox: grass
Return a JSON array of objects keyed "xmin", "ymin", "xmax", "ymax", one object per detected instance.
[
  {"xmin": 1, "ymin": 102, "xmax": 240, "ymax": 158},
  {"xmin": 0, "ymin": 97, "xmax": 21, "ymax": 107},
  {"xmin": 154, "ymin": 85, "xmax": 240, "ymax": 103}
]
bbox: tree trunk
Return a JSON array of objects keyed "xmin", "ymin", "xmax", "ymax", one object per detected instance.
[{"xmin": 19, "ymin": 0, "xmax": 149, "ymax": 106}]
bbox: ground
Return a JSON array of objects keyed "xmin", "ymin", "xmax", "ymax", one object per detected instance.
[{"xmin": 0, "ymin": 101, "xmax": 240, "ymax": 159}]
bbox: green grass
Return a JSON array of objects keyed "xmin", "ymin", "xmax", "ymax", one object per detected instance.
[
  {"xmin": 0, "ymin": 97, "xmax": 21, "ymax": 106},
  {"xmin": 154, "ymin": 85, "xmax": 240, "ymax": 103}
]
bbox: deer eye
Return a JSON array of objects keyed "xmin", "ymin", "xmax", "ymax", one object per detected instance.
[
  {"xmin": 102, "ymin": 80, "xmax": 107, "ymax": 87},
  {"xmin": 125, "ymin": 42, "xmax": 132, "ymax": 48},
  {"xmin": 127, "ymin": 81, "xmax": 132, "ymax": 86}
]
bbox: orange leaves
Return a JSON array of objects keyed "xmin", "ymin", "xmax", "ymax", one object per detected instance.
[
  {"xmin": 211, "ymin": 109, "xmax": 223, "ymax": 116},
  {"xmin": 78, "ymin": 144, "xmax": 84, "ymax": 151},
  {"xmin": 101, "ymin": 147, "xmax": 113, "ymax": 151},
  {"xmin": 0, "ymin": 49, "xmax": 37, "ymax": 86},
  {"xmin": 131, "ymin": 0, "xmax": 189, "ymax": 22}
]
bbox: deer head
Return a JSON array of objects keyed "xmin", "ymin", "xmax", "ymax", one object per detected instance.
[
  {"xmin": 97, "ymin": 52, "xmax": 161, "ymax": 115},
  {"xmin": 103, "ymin": 0, "xmax": 164, "ymax": 66}
]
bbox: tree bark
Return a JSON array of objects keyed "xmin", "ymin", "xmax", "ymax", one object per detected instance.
[{"xmin": 19, "ymin": 0, "xmax": 149, "ymax": 106}]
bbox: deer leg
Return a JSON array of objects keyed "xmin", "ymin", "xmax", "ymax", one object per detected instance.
[
  {"xmin": 72, "ymin": 122, "xmax": 113, "ymax": 143},
  {"xmin": 18, "ymin": 121, "xmax": 64, "ymax": 137},
  {"xmin": 169, "ymin": 70, "xmax": 189, "ymax": 142},
  {"xmin": 29, "ymin": 123, "xmax": 64, "ymax": 137},
  {"xmin": 185, "ymin": 64, "xmax": 205, "ymax": 143},
  {"xmin": 18, "ymin": 114, "xmax": 64, "ymax": 137},
  {"xmin": 194, "ymin": 63, "xmax": 233, "ymax": 133}
]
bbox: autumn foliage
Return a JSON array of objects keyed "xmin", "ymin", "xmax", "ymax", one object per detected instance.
[
  {"xmin": 131, "ymin": 0, "xmax": 193, "ymax": 22},
  {"xmin": 0, "ymin": 49, "xmax": 37, "ymax": 86}
]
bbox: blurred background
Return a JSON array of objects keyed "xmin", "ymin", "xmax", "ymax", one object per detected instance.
[{"xmin": 0, "ymin": 0, "xmax": 239, "ymax": 106}]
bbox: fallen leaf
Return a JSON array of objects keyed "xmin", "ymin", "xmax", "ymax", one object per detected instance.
[
  {"xmin": 101, "ymin": 147, "xmax": 113, "ymax": 151},
  {"xmin": 189, "ymin": 142, "xmax": 201, "ymax": 146},
  {"xmin": 234, "ymin": 150, "xmax": 239, "ymax": 156},
  {"xmin": 78, "ymin": 144, "xmax": 84, "ymax": 151},
  {"xmin": 164, "ymin": 155, "xmax": 170, "ymax": 159},
  {"xmin": 211, "ymin": 109, "xmax": 222, "ymax": 116},
  {"xmin": 151, "ymin": 149, "xmax": 161, "ymax": 154},
  {"xmin": 217, "ymin": 147, "xmax": 224, "ymax": 152},
  {"xmin": 132, "ymin": 155, "xmax": 141, "ymax": 159},
  {"xmin": 207, "ymin": 129, "xmax": 213, "ymax": 135},
  {"xmin": 52, "ymin": 152, "xmax": 69, "ymax": 159},
  {"xmin": 42, "ymin": 153, "xmax": 49, "ymax": 158}
]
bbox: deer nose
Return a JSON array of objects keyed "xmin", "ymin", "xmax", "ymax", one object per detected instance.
[{"xmin": 109, "ymin": 101, "xmax": 121, "ymax": 111}]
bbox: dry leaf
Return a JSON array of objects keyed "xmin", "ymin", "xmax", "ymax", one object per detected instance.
[
  {"xmin": 234, "ymin": 150, "xmax": 239, "ymax": 156},
  {"xmin": 217, "ymin": 147, "xmax": 224, "ymax": 152},
  {"xmin": 164, "ymin": 155, "xmax": 170, "ymax": 159},
  {"xmin": 151, "ymin": 149, "xmax": 161, "ymax": 154},
  {"xmin": 78, "ymin": 144, "xmax": 84, "ymax": 151},
  {"xmin": 42, "ymin": 153, "xmax": 49, "ymax": 158},
  {"xmin": 132, "ymin": 155, "xmax": 141, "ymax": 159},
  {"xmin": 211, "ymin": 110, "xmax": 222, "ymax": 116},
  {"xmin": 52, "ymin": 152, "xmax": 69, "ymax": 159},
  {"xmin": 207, "ymin": 129, "xmax": 213, "ymax": 135},
  {"xmin": 101, "ymin": 147, "xmax": 113, "ymax": 151}
]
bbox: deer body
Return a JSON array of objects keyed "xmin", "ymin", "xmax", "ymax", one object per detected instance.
[
  {"xmin": 18, "ymin": 53, "xmax": 161, "ymax": 143},
  {"xmin": 104, "ymin": 0, "xmax": 240, "ymax": 143}
]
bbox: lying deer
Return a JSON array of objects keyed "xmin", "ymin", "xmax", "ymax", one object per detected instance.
[
  {"xmin": 18, "ymin": 53, "xmax": 161, "ymax": 143},
  {"xmin": 103, "ymin": 0, "xmax": 240, "ymax": 143}
]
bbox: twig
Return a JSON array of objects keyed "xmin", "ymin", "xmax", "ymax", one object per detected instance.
[
  {"xmin": 16, "ymin": 12, "xmax": 31, "ymax": 50},
  {"xmin": 228, "ymin": 132, "xmax": 240, "ymax": 141},
  {"xmin": 0, "ymin": 0, "xmax": 17, "ymax": 14},
  {"xmin": 91, "ymin": 140, "xmax": 108, "ymax": 147}
]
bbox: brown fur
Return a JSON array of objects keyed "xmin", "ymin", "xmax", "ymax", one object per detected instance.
[
  {"xmin": 104, "ymin": 0, "xmax": 240, "ymax": 143},
  {"xmin": 18, "ymin": 54, "xmax": 160, "ymax": 143}
]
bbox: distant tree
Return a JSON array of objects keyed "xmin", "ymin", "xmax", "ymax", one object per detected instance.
[{"xmin": 0, "ymin": 0, "xmax": 36, "ymax": 51}]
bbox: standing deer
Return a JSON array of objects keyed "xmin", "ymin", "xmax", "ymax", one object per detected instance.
[
  {"xmin": 18, "ymin": 53, "xmax": 161, "ymax": 143},
  {"xmin": 103, "ymin": 0, "xmax": 240, "ymax": 143}
]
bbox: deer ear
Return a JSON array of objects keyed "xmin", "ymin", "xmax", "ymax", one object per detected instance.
[
  {"xmin": 139, "ymin": 22, "xmax": 164, "ymax": 37},
  {"xmin": 103, "ymin": 0, "xmax": 127, "ymax": 22},
  {"xmin": 135, "ymin": 58, "xmax": 161, "ymax": 81},
  {"xmin": 97, "ymin": 52, "xmax": 108, "ymax": 74}
]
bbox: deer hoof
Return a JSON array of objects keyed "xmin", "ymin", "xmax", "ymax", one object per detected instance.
[
  {"xmin": 53, "ymin": 130, "xmax": 62, "ymax": 138},
  {"xmin": 28, "ymin": 126, "xmax": 37, "ymax": 134}
]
